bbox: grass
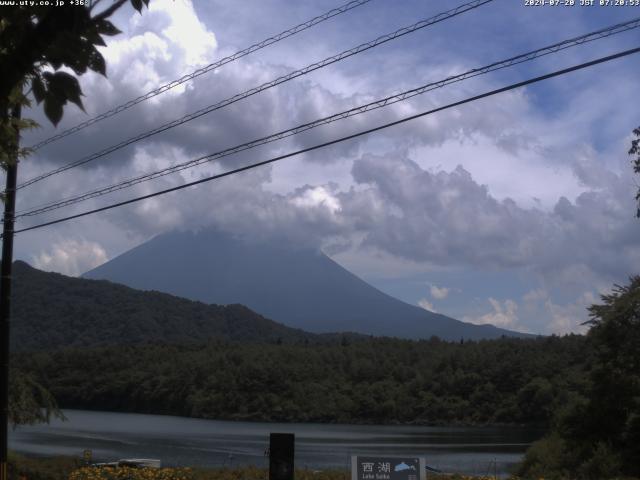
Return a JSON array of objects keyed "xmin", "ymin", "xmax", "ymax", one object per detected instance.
[
  {"xmin": 7, "ymin": 454, "xmax": 353, "ymax": 480},
  {"xmin": 8, "ymin": 452, "xmax": 80, "ymax": 480}
]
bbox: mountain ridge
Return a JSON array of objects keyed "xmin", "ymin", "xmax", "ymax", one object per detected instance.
[
  {"xmin": 84, "ymin": 228, "xmax": 530, "ymax": 341},
  {"xmin": 10, "ymin": 260, "xmax": 341, "ymax": 351}
]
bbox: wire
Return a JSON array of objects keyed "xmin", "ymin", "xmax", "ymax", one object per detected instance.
[
  {"xmin": 15, "ymin": 17, "xmax": 640, "ymax": 219},
  {"xmin": 28, "ymin": 0, "xmax": 374, "ymax": 151},
  {"xmin": 16, "ymin": 0, "xmax": 495, "ymax": 191},
  {"xmin": 10, "ymin": 46, "xmax": 639, "ymax": 236}
]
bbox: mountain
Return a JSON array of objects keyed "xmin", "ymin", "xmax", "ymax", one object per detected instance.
[
  {"xmin": 84, "ymin": 228, "xmax": 528, "ymax": 341},
  {"xmin": 10, "ymin": 260, "xmax": 323, "ymax": 351}
]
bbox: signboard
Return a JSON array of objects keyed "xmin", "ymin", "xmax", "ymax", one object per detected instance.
[{"xmin": 351, "ymin": 456, "xmax": 426, "ymax": 480}]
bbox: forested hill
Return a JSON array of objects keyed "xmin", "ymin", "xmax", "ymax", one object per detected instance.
[
  {"xmin": 9, "ymin": 261, "xmax": 327, "ymax": 351},
  {"xmin": 17, "ymin": 335, "xmax": 589, "ymax": 426}
]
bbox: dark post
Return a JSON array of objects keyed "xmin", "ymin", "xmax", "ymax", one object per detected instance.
[
  {"xmin": 269, "ymin": 433, "xmax": 294, "ymax": 480},
  {"xmin": 0, "ymin": 103, "xmax": 21, "ymax": 480}
]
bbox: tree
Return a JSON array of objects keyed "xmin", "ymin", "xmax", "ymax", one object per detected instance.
[
  {"xmin": 518, "ymin": 278, "xmax": 640, "ymax": 479},
  {"xmin": 1, "ymin": 4, "xmax": 152, "ymax": 476},
  {"xmin": 0, "ymin": 0, "xmax": 151, "ymax": 154},
  {"xmin": 579, "ymin": 277, "xmax": 640, "ymax": 477},
  {"xmin": 8, "ymin": 368, "xmax": 64, "ymax": 427},
  {"xmin": 0, "ymin": 0, "xmax": 150, "ymax": 430},
  {"xmin": 629, "ymin": 127, "xmax": 640, "ymax": 217}
]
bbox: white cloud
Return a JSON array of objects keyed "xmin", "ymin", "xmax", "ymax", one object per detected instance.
[
  {"xmin": 418, "ymin": 299, "xmax": 436, "ymax": 313},
  {"xmin": 32, "ymin": 240, "xmax": 108, "ymax": 277},
  {"xmin": 149, "ymin": 0, "xmax": 217, "ymax": 67},
  {"xmin": 521, "ymin": 287, "xmax": 593, "ymax": 335},
  {"xmin": 104, "ymin": 0, "xmax": 218, "ymax": 93},
  {"xmin": 10, "ymin": 0, "xmax": 640, "ymax": 337},
  {"xmin": 545, "ymin": 292, "xmax": 594, "ymax": 335},
  {"xmin": 430, "ymin": 284, "xmax": 449, "ymax": 300},
  {"xmin": 464, "ymin": 298, "xmax": 520, "ymax": 330},
  {"xmin": 291, "ymin": 185, "xmax": 341, "ymax": 215},
  {"xmin": 522, "ymin": 288, "xmax": 548, "ymax": 304}
]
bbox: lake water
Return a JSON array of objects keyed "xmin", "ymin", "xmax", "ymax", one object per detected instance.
[{"xmin": 9, "ymin": 410, "xmax": 541, "ymax": 477}]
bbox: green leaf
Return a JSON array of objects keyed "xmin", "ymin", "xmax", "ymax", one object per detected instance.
[
  {"xmin": 49, "ymin": 72, "xmax": 74, "ymax": 94},
  {"xmin": 44, "ymin": 45, "xmax": 65, "ymax": 70},
  {"xmin": 51, "ymin": 71, "xmax": 84, "ymax": 111},
  {"xmin": 31, "ymin": 75, "xmax": 46, "ymax": 104},
  {"xmin": 43, "ymin": 96, "xmax": 64, "ymax": 126},
  {"xmin": 47, "ymin": 33, "xmax": 94, "ymax": 75},
  {"xmin": 84, "ymin": 25, "xmax": 107, "ymax": 47},
  {"xmin": 62, "ymin": 38, "xmax": 93, "ymax": 75},
  {"xmin": 52, "ymin": 72, "xmax": 80, "ymax": 96},
  {"xmin": 88, "ymin": 49, "xmax": 106, "ymax": 76},
  {"xmin": 130, "ymin": 0, "xmax": 143, "ymax": 12},
  {"xmin": 16, "ymin": 119, "xmax": 39, "ymax": 132},
  {"xmin": 95, "ymin": 19, "xmax": 121, "ymax": 36}
]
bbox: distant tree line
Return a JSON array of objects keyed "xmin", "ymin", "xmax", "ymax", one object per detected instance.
[{"xmin": 16, "ymin": 334, "xmax": 589, "ymax": 427}]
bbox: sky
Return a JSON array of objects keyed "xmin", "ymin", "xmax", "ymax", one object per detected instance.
[{"xmin": 8, "ymin": 0, "xmax": 640, "ymax": 335}]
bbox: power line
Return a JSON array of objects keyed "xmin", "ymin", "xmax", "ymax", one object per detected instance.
[
  {"xmin": 14, "ymin": 17, "xmax": 640, "ymax": 219},
  {"xmin": 16, "ymin": 0, "xmax": 495, "ymax": 191},
  {"xmin": 28, "ymin": 0, "xmax": 374, "ymax": 152},
  {"xmin": 10, "ymin": 46, "xmax": 639, "ymax": 236}
]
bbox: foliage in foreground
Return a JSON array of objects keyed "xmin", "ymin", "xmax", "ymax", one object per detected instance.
[
  {"xmin": 0, "ymin": 0, "xmax": 149, "ymax": 132},
  {"xmin": 1, "ymin": 0, "xmax": 150, "ymax": 428},
  {"xmin": 25, "ymin": 463, "xmax": 508, "ymax": 480},
  {"xmin": 8, "ymin": 368, "xmax": 65, "ymax": 427},
  {"xmin": 69, "ymin": 466, "xmax": 194, "ymax": 480},
  {"xmin": 7, "ymin": 452, "xmax": 78, "ymax": 480},
  {"xmin": 518, "ymin": 277, "xmax": 640, "ymax": 479},
  {"xmin": 67, "ymin": 467, "xmax": 507, "ymax": 480},
  {"xmin": 10, "ymin": 454, "xmax": 640, "ymax": 480}
]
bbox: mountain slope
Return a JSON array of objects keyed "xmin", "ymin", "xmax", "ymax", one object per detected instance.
[
  {"xmin": 84, "ymin": 229, "xmax": 527, "ymax": 340},
  {"xmin": 10, "ymin": 261, "xmax": 319, "ymax": 351}
]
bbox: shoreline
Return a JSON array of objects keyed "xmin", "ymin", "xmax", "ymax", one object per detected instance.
[{"xmin": 47, "ymin": 407, "xmax": 546, "ymax": 430}]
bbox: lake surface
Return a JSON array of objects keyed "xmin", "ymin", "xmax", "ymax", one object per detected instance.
[{"xmin": 10, "ymin": 410, "xmax": 541, "ymax": 477}]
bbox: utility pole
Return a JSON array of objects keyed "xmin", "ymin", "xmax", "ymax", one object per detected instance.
[{"xmin": 0, "ymin": 103, "xmax": 21, "ymax": 480}]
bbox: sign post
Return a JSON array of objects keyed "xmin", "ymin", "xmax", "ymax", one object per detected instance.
[
  {"xmin": 269, "ymin": 433, "xmax": 294, "ymax": 480},
  {"xmin": 352, "ymin": 456, "xmax": 426, "ymax": 480}
]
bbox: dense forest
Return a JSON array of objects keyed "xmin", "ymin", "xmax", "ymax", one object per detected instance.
[
  {"xmin": 10, "ymin": 260, "xmax": 340, "ymax": 350},
  {"xmin": 16, "ymin": 335, "xmax": 588, "ymax": 426}
]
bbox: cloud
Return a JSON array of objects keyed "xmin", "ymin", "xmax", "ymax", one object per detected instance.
[
  {"xmin": 430, "ymin": 284, "xmax": 449, "ymax": 300},
  {"xmin": 335, "ymin": 151, "xmax": 640, "ymax": 286},
  {"xmin": 464, "ymin": 298, "xmax": 520, "ymax": 330},
  {"xmin": 18, "ymin": 144, "xmax": 639, "ymax": 329},
  {"xmin": 291, "ymin": 185, "xmax": 341, "ymax": 215},
  {"xmin": 521, "ymin": 287, "xmax": 593, "ymax": 335},
  {"xmin": 544, "ymin": 292, "xmax": 595, "ymax": 335},
  {"xmin": 11, "ymin": 0, "xmax": 640, "ymax": 337},
  {"xmin": 339, "ymin": 154, "xmax": 545, "ymax": 268},
  {"xmin": 418, "ymin": 299, "xmax": 436, "ymax": 313},
  {"xmin": 32, "ymin": 239, "xmax": 108, "ymax": 277}
]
